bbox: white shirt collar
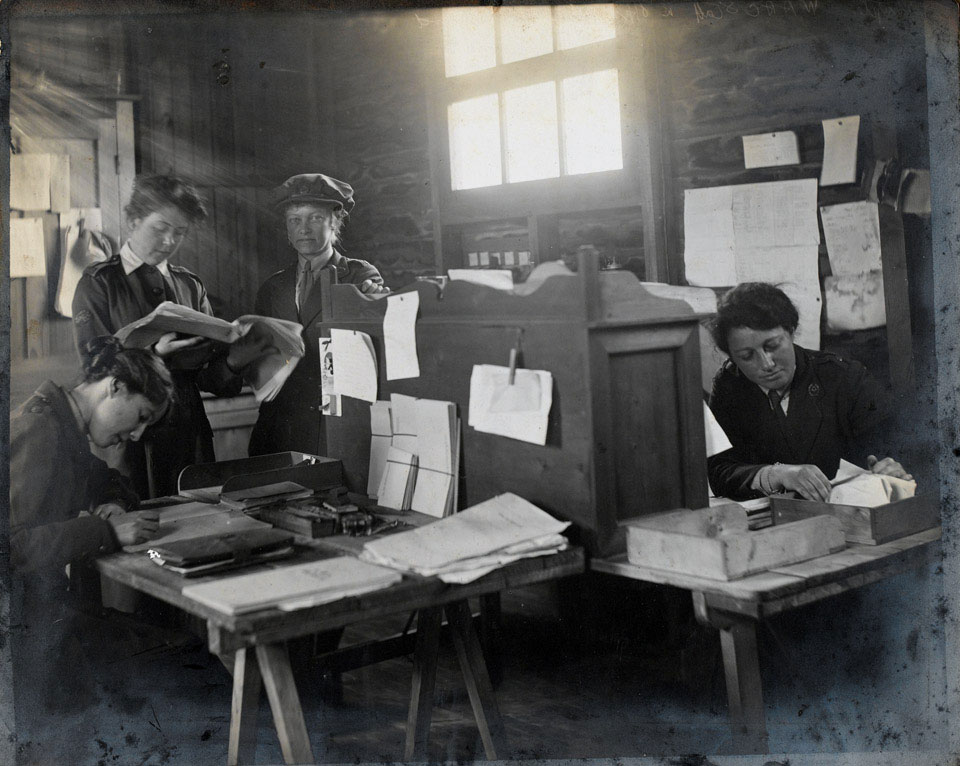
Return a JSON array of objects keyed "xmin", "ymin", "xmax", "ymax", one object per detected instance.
[{"xmin": 120, "ymin": 241, "xmax": 172, "ymax": 278}]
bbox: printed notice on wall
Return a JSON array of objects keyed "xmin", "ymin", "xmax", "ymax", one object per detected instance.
[
  {"xmin": 819, "ymin": 201, "xmax": 882, "ymax": 276},
  {"xmin": 741, "ymin": 131, "xmax": 800, "ymax": 169}
]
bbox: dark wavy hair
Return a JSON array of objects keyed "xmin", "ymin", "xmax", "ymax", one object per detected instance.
[
  {"xmin": 80, "ymin": 336, "xmax": 175, "ymax": 409},
  {"xmin": 124, "ymin": 174, "xmax": 207, "ymax": 224},
  {"xmin": 710, "ymin": 282, "xmax": 800, "ymax": 355}
]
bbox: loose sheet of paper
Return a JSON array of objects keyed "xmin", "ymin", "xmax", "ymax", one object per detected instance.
[
  {"xmin": 10, "ymin": 218, "xmax": 47, "ymax": 277},
  {"xmin": 683, "ymin": 186, "xmax": 737, "ymax": 287},
  {"xmin": 703, "ymin": 402, "xmax": 732, "ymax": 458},
  {"xmin": 820, "ymin": 201, "xmax": 882, "ymax": 275},
  {"xmin": 731, "ymin": 179, "xmax": 820, "ymax": 250},
  {"xmin": 318, "ymin": 337, "xmax": 341, "ymax": 416},
  {"xmin": 11, "ymin": 154, "xmax": 52, "ymax": 211},
  {"xmin": 56, "ymin": 208, "xmax": 105, "ymax": 316},
  {"xmin": 468, "ymin": 364, "xmax": 553, "ymax": 445},
  {"xmin": 448, "ymin": 269, "xmax": 515, "ymax": 291},
  {"xmin": 384, "ymin": 291, "xmax": 420, "ymax": 381},
  {"xmin": 742, "ymin": 131, "xmax": 800, "ymax": 169},
  {"xmin": 367, "ymin": 401, "xmax": 393, "ymax": 497},
  {"xmin": 824, "ymin": 270, "xmax": 886, "ymax": 331},
  {"xmin": 389, "ymin": 393, "xmax": 420, "ymax": 454},
  {"xmin": 821, "ymin": 115, "xmax": 860, "ymax": 186},
  {"xmin": 329, "ymin": 328, "xmax": 378, "ymax": 403},
  {"xmin": 378, "ymin": 446, "xmax": 418, "ymax": 511}
]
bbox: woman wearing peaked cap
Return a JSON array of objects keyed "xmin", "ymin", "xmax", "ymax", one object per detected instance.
[
  {"xmin": 72, "ymin": 175, "xmax": 267, "ymax": 497},
  {"xmin": 249, "ymin": 173, "xmax": 388, "ymax": 457}
]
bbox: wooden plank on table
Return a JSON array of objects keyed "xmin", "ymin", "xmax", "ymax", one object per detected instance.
[
  {"xmin": 228, "ymin": 647, "xmax": 261, "ymax": 766},
  {"xmin": 255, "ymin": 643, "xmax": 313, "ymax": 765}
]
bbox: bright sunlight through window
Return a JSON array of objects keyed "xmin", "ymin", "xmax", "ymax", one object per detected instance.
[{"xmin": 443, "ymin": 5, "xmax": 621, "ymax": 190}]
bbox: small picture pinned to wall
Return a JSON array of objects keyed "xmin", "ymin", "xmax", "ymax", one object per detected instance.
[{"xmin": 467, "ymin": 252, "xmax": 479, "ymax": 267}]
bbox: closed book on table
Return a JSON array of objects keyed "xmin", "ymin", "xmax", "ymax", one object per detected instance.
[{"xmin": 148, "ymin": 528, "xmax": 294, "ymax": 568}]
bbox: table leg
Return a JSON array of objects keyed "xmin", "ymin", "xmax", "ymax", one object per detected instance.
[
  {"xmin": 446, "ymin": 599, "xmax": 508, "ymax": 760},
  {"xmin": 256, "ymin": 642, "xmax": 315, "ymax": 765},
  {"xmin": 228, "ymin": 647, "xmax": 261, "ymax": 766},
  {"xmin": 405, "ymin": 606, "xmax": 443, "ymax": 761},
  {"xmin": 692, "ymin": 592, "xmax": 768, "ymax": 754}
]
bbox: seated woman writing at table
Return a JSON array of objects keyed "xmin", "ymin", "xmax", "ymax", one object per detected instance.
[{"xmin": 707, "ymin": 282, "xmax": 912, "ymax": 501}]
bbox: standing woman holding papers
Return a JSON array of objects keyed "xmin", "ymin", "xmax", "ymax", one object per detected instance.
[
  {"xmin": 707, "ymin": 282, "xmax": 912, "ymax": 501},
  {"xmin": 73, "ymin": 175, "xmax": 266, "ymax": 497}
]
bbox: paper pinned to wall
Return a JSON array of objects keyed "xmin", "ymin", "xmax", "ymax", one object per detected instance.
[
  {"xmin": 329, "ymin": 328, "xmax": 378, "ymax": 403},
  {"xmin": 731, "ymin": 179, "xmax": 820, "ymax": 250},
  {"xmin": 824, "ymin": 270, "xmax": 886, "ymax": 332},
  {"xmin": 389, "ymin": 393, "xmax": 420, "ymax": 454},
  {"xmin": 317, "ymin": 337, "xmax": 341, "ymax": 416},
  {"xmin": 703, "ymin": 402, "xmax": 732, "ymax": 458},
  {"xmin": 819, "ymin": 201, "xmax": 882, "ymax": 275},
  {"xmin": 468, "ymin": 364, "xmax": 553, "ymax": 445},
  {"xmin": 448, "ymin": 269, "xmax": 514, "ymax": 291},
  {"xmin": 10, "ymin": 218, "xmax": 47, "ymax": 277},
  {"xmin": 742, "ymin": 131, "xmax": 800, "ymax": 169},
  {"xmin": 57, "ymin": 208, "xmax": 107, "ymax": 316},
  {"xmin": 384, "ymin": 291, "xmax": 420, "ymax": 381},
  {"xmin": 820, "ymin": 115, "xmax": 860, "ymax": 186},
  {"xmin": 11, "ymin": 154, "xmax": 52, "ymax": 211},
  {"xmin": 683, "ymin": 186, "xmax": 737, "ymax": 287}
]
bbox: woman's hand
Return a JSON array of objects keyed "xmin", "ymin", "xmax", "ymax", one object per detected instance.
[
  {"xmin": 359, "ymin": 279, "xmax": 390, "ymax": 295},
  {"xmin": 154, "ymin": 331, "xmax": 204, "ymax": 357},
  {"xmin": 771, "ymin": 463, "xmax": 833, "ymax": 502},
  {"xmin": 867, "ymin": 455, "xmax": 914, "ymax": 481},
  {"xmin": 108, "ymin": 510, "xmax": 159, "ymax": 547},
  {"xmin": 92, "ymin": 502, "xmax": 126, "ymax": 520},
  {"xmin": 227, "ymin": 326, "xmax": 278, "ymax": 373}
]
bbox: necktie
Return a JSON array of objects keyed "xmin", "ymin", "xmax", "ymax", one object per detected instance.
[
  {"xmin": 768, "ymin": 388, "xmax": 787, "ymax": 421},
  {"xmin": 296, "ymin": 262, "xmax": 315, "ymax": 312}
]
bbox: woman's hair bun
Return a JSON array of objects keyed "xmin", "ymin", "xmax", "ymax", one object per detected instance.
[{"xmin": 81, "ymin": 335, "xmax": 125, "ymax": 377}]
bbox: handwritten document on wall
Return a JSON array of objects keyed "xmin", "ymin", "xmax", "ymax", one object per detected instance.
[
  {"xmin": 819, "ymin": 201, "xmax": 882, "ymax": 275},
  {"xmin": 741, "ymin": 131, "xmax": 800, "ymax": 169}
]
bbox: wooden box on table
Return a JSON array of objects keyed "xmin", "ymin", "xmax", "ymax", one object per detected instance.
[
  {"xmin": 622, "ymin": 504, "xmax": 846, "ymax": 581},
  {"xmin": 318, "ymin": 259, "xmax": 710, "ymax": 557},
  {"xmin": 771, "ymin": 494, "xmax": 939, "ymax": 545}
]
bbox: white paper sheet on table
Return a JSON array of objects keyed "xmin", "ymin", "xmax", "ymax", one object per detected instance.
[
  {"xmin": 361, "ymin": 492, "xmax": 569, "ymax": 575},
  {"xmin": 330, "ymin": 328, "xmax": 378, "ymax": 403},
  {"xmin": 367, "ymin": 401, "xmax": 393, "ymax": 498},
  {"xmin": 468, "ymin": 365, "xmax": 552, "ymax": 445},
  {"xmin": 829, "ymin": 459, "xmax": 916, "ymax": 507},
  {"xmin": 318, "ymin": 337, "xmax": 342, "ymax": 416},
  {"xmin": 742, "ymin": 131, "xmax": 800, "ymax": 169},
  {"xmin": 703, "ymin": 402, "xmax": 732, "ymax": 458},
  {"xmin": 10, "ymin": 218, "xmax": 47, "ymax": 277},
  {"xmin": 819, "ymin": 201, "xmax": 882, "ymax": 275},
  {"xmin": 384, "ymin": 292, "xmax": 420, "ymax": 381},
  {"xmin": 448, "ymin": 269, "xmax": 514, "ymax": 291},
  {"xmin": 821, "ymin": 115, "xmax": 860, "ymax": 186},
  {"xmin": 824, "ymin": 270, "xmax": 886, "ymax": 331},
  {"xmin": 181, "ymin": 557, "xmax": 403, "ymax": 616},
  {"xmin": 11, "ymin": 154, "xmax": 52, "ymax": 211}
]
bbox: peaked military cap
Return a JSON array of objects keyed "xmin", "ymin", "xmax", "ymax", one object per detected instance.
[{"xmin": 271, "ymin": 173, "xmax": 355, "ymax": 213}]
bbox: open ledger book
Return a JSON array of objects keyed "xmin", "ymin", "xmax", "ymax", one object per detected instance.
[{"xmin": 115, "ymin": 302, "xmax": 305, "ymax": 403}]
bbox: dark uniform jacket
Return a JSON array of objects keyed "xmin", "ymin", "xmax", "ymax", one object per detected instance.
[
  {"xmin": 73, "ymin": 253, "xmax": 241, "ymax": 497},
  {"xmin": 707, "ymin": 345, "xmax": 890, "ymax": 500},
  {"xmin": 249, "ymin": 250, "xmax": 382, "ymax": 457},
  {"xmin": 10, "ymin": 381, "xmax": 136, "ymax": 576}
]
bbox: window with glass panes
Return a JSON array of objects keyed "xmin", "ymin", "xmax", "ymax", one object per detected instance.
[{"xmin": 442, "ymin": 5, "xmax": 624, "ymax": 191}]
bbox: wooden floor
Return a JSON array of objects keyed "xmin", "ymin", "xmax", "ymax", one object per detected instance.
[{"xmin": 11, "ymin": 566, "xmax": 947, "ymax": 765}]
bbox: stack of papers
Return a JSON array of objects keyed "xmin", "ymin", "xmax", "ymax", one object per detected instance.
[
  {"xmin": 367, "ymin": 401, "xmax": 393, "ymax": 497},
  {"xmin": 181, "ymin": 556, "xmax": 403, "ymax": 615},
  {"xmin": 378, "ymin": 447, "xmax": 418, "ymax": 510},
  {"xmin": 410, "ymin": 398, "xmax": 460, "ymax": 518},
  {"xmin": 360, "ymin": 492, "xmax": 569, "ymax": 584},
  {"xmin": 219, "ymin": 481, "xmax": 313, "ymax": 511}
]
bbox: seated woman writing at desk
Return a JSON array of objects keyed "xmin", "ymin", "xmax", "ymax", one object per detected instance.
[{"xmin": 707, "ymin": 282, "xmax": 912, "ymax": 501}]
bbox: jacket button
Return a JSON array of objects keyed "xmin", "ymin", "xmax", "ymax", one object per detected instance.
[{"xmin": 152, "ymin": 287, "xmax": 164, "ymax": 296}]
